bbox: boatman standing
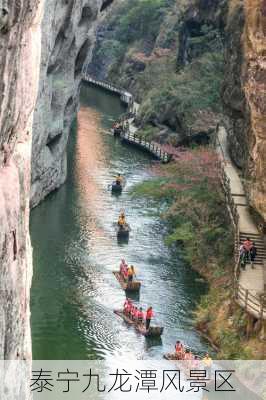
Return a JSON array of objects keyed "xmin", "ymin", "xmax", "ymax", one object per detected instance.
[{"xmin": 145, "ymin": 307, "xmax": 154, "ymax": 331}]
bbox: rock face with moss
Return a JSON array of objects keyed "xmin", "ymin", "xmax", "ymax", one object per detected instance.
[
  {"xmin": 88, "ymin": 0, "xmax": 227, "ymax": 144},
  {"xmin": 223, "ymin": 0, "xmax": 266, "ymax": 223},
  {"xmin": 0, "ymin": 0, "xmax": 43, "ymax": 385},
  {"xmin": 31, "ymin": 0, "xmax": 105, "ymax": 207}
]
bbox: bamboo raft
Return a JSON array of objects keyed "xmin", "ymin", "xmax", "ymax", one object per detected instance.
[
  {"xmin": 114, "ymin": 310, "xmax": 164, "ymax": 337},
  {"xmin": 164, "ymin": 353, "xmax": 183, "ymax": 361},
  {"xmin": 111, "ymin": 182, "xmax": 123, "ymax": 194},
  {"xmin": 113, "ymin": 271, "xmax": 141, "ymax": 292},
  {"xmin": 164, "ymin": 350, "xmax": 201, "ymax": 361}
]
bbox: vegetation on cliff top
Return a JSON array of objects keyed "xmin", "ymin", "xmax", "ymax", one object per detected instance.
[{"xmin": 90, "ymin": 0, "xmax": 225, "ymax": 140}]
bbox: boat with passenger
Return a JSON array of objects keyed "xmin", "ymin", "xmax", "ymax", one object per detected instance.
[
  {"xmin": 117, "ymin": 210, "xmax": 130, "ymax": 240},
  {"xmin": 111, "ymin": 174, "xmax": 124, "ymax": 194},
  {"xmin": 114, "ymin": 300, "xmax": 163, "ymax": 337},
  {"xmin": 113, "ymin": 260, "xmax": 141, "ymax": 292}
]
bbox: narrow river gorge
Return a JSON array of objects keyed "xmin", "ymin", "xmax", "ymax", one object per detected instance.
[{"xmin": 30, "ymin": 84, "xmax": 210, "ymax": 361}]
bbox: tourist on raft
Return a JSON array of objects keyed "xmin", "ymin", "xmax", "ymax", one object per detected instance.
[
  {"xmin": 124, "ymin": 298, "xmax": 132, "ymax": 316},
  {"xmin": 127, "ymin": 267, "xmax": 133, "ymax": 283},
  {"xmin": 192, "ymin": 355, "xmax": 201, "ymax": 369},
  {"xmin": 123, "ymin": 302, "xmax": 150, "ymax": 328},
  {"xmin": 137, "ymin": 307, "xmax": 144, "ymax": 325},
  {"xmin": 120, "ymin": 260, "xmax": 137, "ymax": 282},
  {"xmin": 132, "ymin": 306, "xmax": 139, "ymax": 321},
  {"xmin": 145, "ymin": 307, "xmax": 154, "ymax": 331},
  {"xmin": 127, "ymin": 265, "xmax": 136, "ymax": 283},
  {"xmin": 115, "ymin": 173, "xmax": 123, "ymax": 186},
  {"xmin": 175, "ymin": 341, "xmax": 184, "ymax": 359},
  {"xmin": 118, "ymin": 211, "xmax": 126, "ymax": 227},
  {"xmin": 182, "ymin": 348, "xmax": 195, "ymax": 370},
  {"xmin": 129, "ymin": 305, "xmax": 136, "ymax": 320},
  {"xmin": 124, "ymin": 267, "xmax": 129, "ymax": 280},
  {"xmin": 120, "ymin": 259, "xmax": 128, "ymax": 277}
]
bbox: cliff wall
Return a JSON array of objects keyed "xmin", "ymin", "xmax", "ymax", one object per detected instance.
[
  {"xmin": 31, "ymin": 0, "xmax": 105, "ymax": 207},
  {"xmin": 0, "ymin": 0, "xmax": 108, "ymax": 367},
  {"xmin": 0, "ymin": 0, "xmax": 43, "ymax": 375},
  {"xmin": 0, "ymin": 0, "xmax": 108, "ymax": 381},
  {"xmin": 223, "ymin": 0, "xmax": 266, "ymax": 223},
  {"xmin": 243, "ymin": 0, "xmax": 266, "ymax": 222}
]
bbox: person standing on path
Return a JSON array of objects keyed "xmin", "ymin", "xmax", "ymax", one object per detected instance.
[{"xmin": 243, "ymin": 237, "xmax": 253, "ymax": 263}]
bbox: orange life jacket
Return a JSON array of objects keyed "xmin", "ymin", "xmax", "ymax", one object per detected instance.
[
  {"xmin": 138, "ymin": 310, "xmax": 144, "ymax": 319},
  {"xmin": 146, "ymin": 309, "xmax": 153, "ymax": 319},
  {"xmin": 175, "ymin": 344, "xmax": 182, "ymax": 353}
]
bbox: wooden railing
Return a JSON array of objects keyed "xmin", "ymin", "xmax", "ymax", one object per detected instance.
[
  {"xmin": 82, "ymin": 73, "xmax": 133, "ymax": 106},
  {"xmin": 83, "ymin": 74, "xmax": 172, "ymax": 164},
  {"xmin": 235, "ymin": 282, "xmax": 266, "ymax": 320},
  {"xmin": 121, "ymin": 131, "xmax": 172, "ymax": 164},
  {"xmin": 215, "ymin": 128, "xmax": 266, "ymax": 320},
  {"xmin": 220, "ymin": 166, "xmax": 239, "ymax": 228}
]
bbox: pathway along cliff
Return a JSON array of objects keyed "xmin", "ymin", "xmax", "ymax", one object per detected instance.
[{"xmin": 30, "ymin": 83, "xmax": 210, "ymax": 360}]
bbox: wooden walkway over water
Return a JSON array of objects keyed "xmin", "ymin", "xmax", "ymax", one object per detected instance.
[
  {"xmin": 121, "ymin": 131, "xmax": 171, "ymax": 163},
  {"xmin": 82, "ymin": 74, "xmax": 172, "ymax": 163},
  {"xmin": 83, "ymin": 74, "xmax": 134, "ymax": 106},
  {"xmin": 216, "ymin": 127, "xmax": 266, "ymax": 322}
]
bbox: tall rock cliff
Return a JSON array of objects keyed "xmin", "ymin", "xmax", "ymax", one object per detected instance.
[
  {"xmin": 0, "ymin": 0, "xmax": 108, "ymax": 365},
  {"xmin": 0, "ymin": 0, "xmax": 111, "ymax": 371},
  {"xmin": 31, "ymin": 0, "xmax": 107, "ymax": 207},
  {"xmin": 0, "ymin": 0, "xmax": 43, "ymax": 384},
  {"xmin": 223, "ymin": 0, "xmax": 266, "ymax": 223}
]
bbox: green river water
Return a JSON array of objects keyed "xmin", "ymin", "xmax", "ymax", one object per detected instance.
[{"xmin": 30, "ymin": 83, "xmax": 210, "ymax": 361}]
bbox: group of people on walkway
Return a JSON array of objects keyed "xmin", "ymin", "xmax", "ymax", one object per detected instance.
[
  {"xmin": 120, "ymin": 259, "xmax": 136, "ymax": 283},
  {"xmin": 239, "ymin": 237, "xmax": 257, "ymax": 269},
  {"xmin": 124, "ymin": 299, "xmax": 154, "ymax": 330}
]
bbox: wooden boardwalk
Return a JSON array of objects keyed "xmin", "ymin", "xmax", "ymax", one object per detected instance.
[
  {"xmin": 121, "ymin": 132, "xmax": 171, "ymax": 163},
  {"xmin": 216, "ymin": 127, "xmax": 266, "ymax": 320},
  {"xmin": 82, "ymin": 74, "xmax": 172, "ymax": 163},
  {"xmin": 82, "ymin": 74, "xmax": 133, "ymax": 106}
]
